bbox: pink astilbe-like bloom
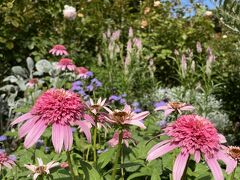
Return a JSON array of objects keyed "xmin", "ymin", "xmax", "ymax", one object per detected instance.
[
  {"xmin": 49, "ymin": 45, "xmax": 68, "ymax": 56},
  {"xmin": 155, "ymin": 102, "xmax": 194, "ymax": 117},
  {"xmin": 147, "ymin": 115, "xmax": 237, "ymax": 180},
  {"xmin": 11, "ymin": 89, "xmax": 92, "ymax": 153},
  {"xmin": 56, "ymin": 58, "xmax": 76, "ymax": 71},
  {"xmin": 0, "ymin": 150, "xmax": 16, "ymax": 170},
  {"xmin": 105, "ymin": 104, "xmax": 149, "ymax": 129},
  {"xmin": 25, "ymin": 158, "xmax": 59, "ymax": 180},
  {"xmin": 108, "ymin": 130, "xmax": 135, "ymax": 147}
]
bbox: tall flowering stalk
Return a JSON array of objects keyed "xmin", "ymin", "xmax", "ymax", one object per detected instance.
[
  {"xmin": 147, "ymin": 115, "xmax": 237, "ymax": 180},
  {"xmin": 86, "ymin": 97, "xmax": 107, "ymax": 165},
  {"xmin": 105, "ymin": 104, "xmax": 149, "ymax": 180}
]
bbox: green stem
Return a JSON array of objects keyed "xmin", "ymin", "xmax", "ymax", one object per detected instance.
[
  {"xmin": 230, "ymin": 167, "xmax": 236, "ymax": 180},
  {"xmin": 111, "ymin": 130, "xmax": 123, "ymax": 180},
  {"xmin": 66, "ymin": 151, "xmax": 76, "ymax": 180},
  {"xmin": 93, "ymin": 121, "xmax": 98, "ymax": 165}
]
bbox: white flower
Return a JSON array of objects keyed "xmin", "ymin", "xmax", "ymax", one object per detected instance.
[
  {"xmin": 154, "ymin": 1, "xmax": 160, "ymax": 7},
  {"xmin": 63, "ymin": 5, "xmax": 77, "ymax": 20},
  {"xmin": 24, "ymin": 158, "xmax": 59, "ymax": 180},
  {"xmin": 87, "ymin": 97, "xmax": 107, "ymax": 115},
  {"xmin": 204, "ymin": 11, "xmax": 213, "ymax": 17}
]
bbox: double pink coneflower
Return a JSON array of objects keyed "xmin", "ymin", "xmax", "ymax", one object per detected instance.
[
  {"xmin": 11, "ymin": 89, "xmax": 92, "ymax": 153},
  {"xmin": 147, "ymin": 115, "xmax": 237, "ymax": 180},
  {"xmin": 49, "ymin": 45, "xmax": 68, "ymax": 56}
]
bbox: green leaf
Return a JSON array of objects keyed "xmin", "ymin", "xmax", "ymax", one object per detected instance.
[
  {"xmin": 80, "ymin": 160, "xmax": 102, "ymax": 180},
  {"xmin": 6, "ymin": 42, "xmax": 14, "ymax": 49},
  {"xmin": 97, "ymin": 148, "xmax": 115, "ymax": 169},
  {"xmin": 151, "ymin": 168, "xmax": 161, "ymax": 180}
]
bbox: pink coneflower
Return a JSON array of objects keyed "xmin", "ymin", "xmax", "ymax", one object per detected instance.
[
  {"xmin": 25, "ymin": 158, "xmax": 59, "ymax": 180},
  {"xmin": 147, "ymin": 115, "xmax": 237, "ymax": 180},
  {"xmin": 105, "ymin": 104, "xmax": 149, "ymax": 129},
  {"xmin": 155, "ymin": 102, "xmax": 194, "ymax": 117},
  {"xmin": 87, "ymin": 97, "xmax": 107, "ymax": 115},
  {"xmin": 56, "ymin": 58, "xmax": 76, "ymax": 71},
  {"xmin": 108, "ymin": 130, "xmax": 135, "ymax": 147},
  {"xmin": 26, "ymin": 78, "xmax": 38, "ymax": 88},
  {"xmin": 11, "ymin": 89, "xmax": 92, "ymax": 153},
  {"xmin": 49, "ymin": 45, "xmax": 68, "ymax": 56},
  {"xmin": 0, "ymin": 150, "xmax": 16, "ymax": 170},
  {"xmin": 227, "ymin": 146, "xmax": 240, "ymax": 161},
  {"xmin": 75, "ymin": 67, "xmax": 90, "ymax": 78}
]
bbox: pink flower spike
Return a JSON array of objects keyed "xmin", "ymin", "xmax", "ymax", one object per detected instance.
[
  {"xmin": 56, "ymin": 58, "xmax": 76, "ymax": 71},
  {"xmin": 146, "ymin": 115, "xmax": 237, "ymax": 180},
  {"xmin": 155, "ymin": 102, "xmax": 194, "ymax": 117},
  {"xmin": 11, "ymin": 89, "xmax": 88, "ymax": 153},
  {"xmin": 105, "ymin": 104, "xmax": 149, "ymax": 129},
  {"xmin": 49, "ymin": 45, "xmax": 68, "ymax": 56}
]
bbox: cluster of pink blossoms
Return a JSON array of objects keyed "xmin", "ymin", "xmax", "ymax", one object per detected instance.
[{"xmin": 49, "ymin": 45, "xmax": 90, "ymax": 75}]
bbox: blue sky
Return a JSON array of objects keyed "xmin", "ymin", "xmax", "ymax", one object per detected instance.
[{"xmin": 181, "ymin": 0, "xmax": 216, "ymax": 9}]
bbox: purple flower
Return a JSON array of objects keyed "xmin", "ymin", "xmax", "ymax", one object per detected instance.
[
  {"xmin": 72, "ymin": 81, "xmax": 83, "ymax": 86},
  {"xmin": 86, "ymin": 84, "xmax": 94, "ymax": 92},
  {"xmin": 35, "ymin": 140, "xmax": 44, "ymax": 148},
  {"xmin": 120, "ymin": 98, "xmax": 126, "ymax": 105},
  {"xmin": 154, "ymin": 101, "xmax": 166, "ymax": 109},
  {"xmin": 109, "ymin": 95, "xmax": 121, "ymax": 101},
  {"xmin": 132, "ymin": 102, "xmax": 140, "ymax": 108},
  {"xmin": 0, "ymin": 135, "xmax": 7, "ymax": 142},
  {"xmin": 156, "ymin": 120, "xmax": 168, "ymax": 129},
  {"xmin": 121, "ymin": 93, "xmax": 127, "ymax": 97},
  {"xmin": 44, "ymin": 147, "xmax": 50, "ymax": 153},
  {"xmin": 134, "ymin": 108, "xmax": 142, "ymax": 113},
  {"xmin": 97, "ymin": 148, "xmax": 108, "ymax": 154},
  {"xmin": 86, "ymin": 71, "xmax": 93, "ymax": 78},
  {"xmin": 91, "ymin": 78, "xmax": 102, "ymax": 87},
  {"xmin": 71, "ymin": 127, "xmax": 76, "ymax": 132},
  {"xmin": 78, "ymin": 90, "xmax": 86, "ymax": 96},
  {"xmin": 72, "ymin": 85, "xmax": 83, "ymax": 91}
]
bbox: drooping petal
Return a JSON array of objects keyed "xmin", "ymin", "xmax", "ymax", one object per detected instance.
[
  {"xmin": 124, "ymin": 104, "xmax": 132, "ymax": 113},
  {"xmin": 147, "ymin": 140, "xmax": 171, "ymax": 155},
  {"xmin": 164, "ymin": 109, "xmax": 175, "ymax": 117},
  {"xmin": 131, "ymin": 111, "xmax": 149, "ymax": 121},
  {"xmin": 155, "ymin": 105, "xmax": 170, "ymax": 111},
  {"xmin": 11, "ymin": 113, "xmax": 33, "ymax": 126},
  {"xmin": 217, "ymin": 150, "xmax": 237, "ymax": 174},
  {"xmin": 83, "ymin": 114, "xmax": 95, "ymax": 125},
  {"xmin": 3, "ymin": 162, "xmax": 12, "ymax": 169},
  {"xmin": 24, "ymin": 164, "xmax": 36, "ymax": 172},
  {"xmin": 147, "ymin": 143, "xmax": 177, "ymax": 161},
  {"xmin": 63, "ymin": 126, "xmax": 73, "ymax": 151},
  {"xmin": 19, "ymin": 117, "xmax": 38, "ymax": 138},
  {"xmin": 24, "ymin": 120, "xmax": 47, "ymax": 148},
  {"xmin": 77, "ymin": 121, "xmax": 92, "ymax": 143},
  {"xmin": 173, "ymin": 153, "xmax": 189, "ymax": 180},
  {"xmin": 205, "ymin": 156, "xmax": 224, "ymax": 180},
  {"xmin": 194, "ymin": 150, "xmax": 201, "ymax": 163},
  {"xmin": 180, "ymin": 105, "xmax": 195, "ymax": 111},
  {"xmin": 52, "ymin": 123, "xmax": 64, "ymax": 153},
  {"xmin": 37, "ymin": 158, "xmax": 43, "ymax": 166},
  {"xmin": 218, "ymin": 134, "xmax": 227, "ymax": 144},
  {"xmin": 33, "ymin": 173, "xmax": 40, "ymax": 180},
  {"xmin": 125, "ymin": 120, "xmax": 146, "ymax": 129}
]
